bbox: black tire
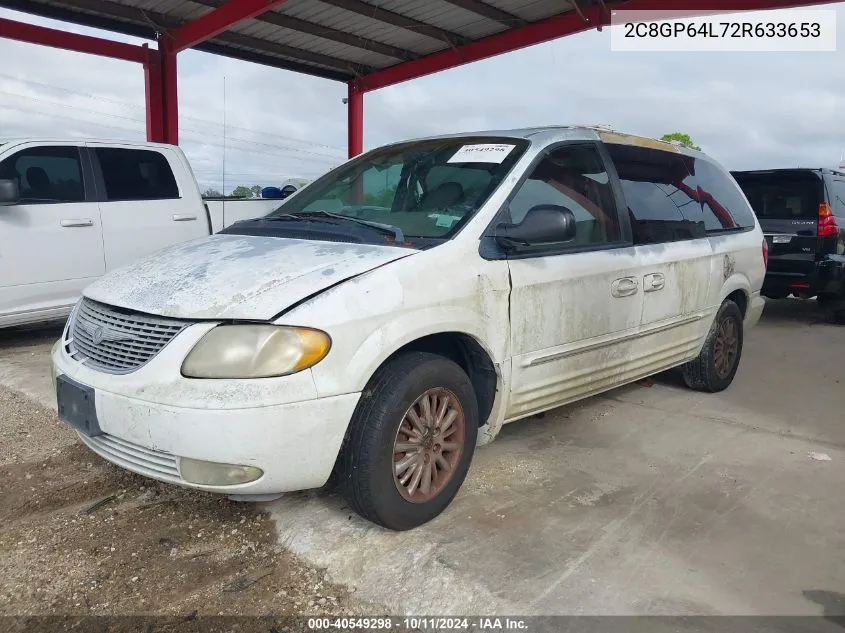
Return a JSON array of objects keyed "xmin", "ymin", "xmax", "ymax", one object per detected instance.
[
  {"xmin": 335, "ymin": 352, "xmax": 478, "ymax": 531},
  {"xmin": 682, "ymin": 300, "xmax": 744, "ymax": 393},
  {"xmin": 818, "ymin": 295, "xmax": 845, "ymax": 324}
]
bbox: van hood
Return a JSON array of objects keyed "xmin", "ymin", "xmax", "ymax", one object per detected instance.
[{"xmin": 84, "ymin": 234, "xmax": 415, "ymax": 320}]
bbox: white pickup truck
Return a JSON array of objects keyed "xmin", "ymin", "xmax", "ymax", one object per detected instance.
[{"xmin": 0, "ymin": 139, "xmax": 286, "ymax": 328}]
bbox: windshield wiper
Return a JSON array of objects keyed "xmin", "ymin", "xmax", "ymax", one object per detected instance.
[{"xmin": 287, "ymin": 210, "xmax": 405, "ymax": 244}]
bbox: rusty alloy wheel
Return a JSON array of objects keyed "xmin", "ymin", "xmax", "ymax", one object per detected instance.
[
  {"xmin": 392, "ymin": 388, "xmax": 466, "ymax": 503},
  {"xmin": 713, "ymin": 315, "xmax": 739, "ymax": 379}
]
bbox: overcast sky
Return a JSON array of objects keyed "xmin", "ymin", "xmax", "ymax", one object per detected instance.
[{"xmin": 1, "ymin": 5, "xmax": 843, "ymax": 193}]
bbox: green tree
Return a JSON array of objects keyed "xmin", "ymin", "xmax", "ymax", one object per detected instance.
[
  {"xmin": 230, "ymin": 185, "xmax": 256, "ymax": 198},
  {"xmin": 660, "ymin": 132, "xmax": 701, "ymax": 151},
  {"xmin": 201, "ymin": 187, "xmax": 222, "ymax": 198}
]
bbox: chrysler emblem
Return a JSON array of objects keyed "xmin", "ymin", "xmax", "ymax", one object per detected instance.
[{"xmin": 91, "ymin": 326, "xmax": 106, "ymax": 345}]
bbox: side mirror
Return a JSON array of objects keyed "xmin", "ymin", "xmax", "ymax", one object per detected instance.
[
  {"xmin": 495, "ymin": 204, "xmax": 577, "ymax": 251},
  {"xmin": 0, "ymin": 179, "xmax": 19, "ymax": 206}
]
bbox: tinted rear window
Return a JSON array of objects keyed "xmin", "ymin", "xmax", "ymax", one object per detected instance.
[
  {"xmin": 607, "ymin": 144, "xmax": 754, "ymax": 244},
  {"xmin": 95, "ymin": 148, "xmax": 180, "ymax": 201},
  {"xmin": 733, "ymin": 172, "xmax": 823, "ymax": 220}
]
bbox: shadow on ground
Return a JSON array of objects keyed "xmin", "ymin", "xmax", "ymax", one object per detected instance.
[
  {"xmin": 0, "ymin": 321, "xmax": 64, "ymax": 351},
  {"xmin": 761, "ymin": 297, "xmax": 841, "ymax": 326}
]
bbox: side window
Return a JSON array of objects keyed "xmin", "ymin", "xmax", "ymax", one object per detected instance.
[
  {"xmin": 0, "ymin": 146, "xmax": 84, "ymax": 203},
  {"xmin": 95, "ymin": 148, "xmax": 179, "ymax": 201},
  {"xmin": 508, "ymin": 144, "xmax": 621, "ymax": 247},
  {"xmin": 607, "ymin": 144, "xmax": 706, "ymax": 245},
  {"xmin": 832, "ymin": 179, "xmax": 845, "ymax": 219},
  {"xmin": 685, "ymin": 159, "xmax": 756, "ymax": 230}
]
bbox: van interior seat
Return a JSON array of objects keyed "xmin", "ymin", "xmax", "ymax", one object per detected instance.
[{"xmin": 419, "ymin": 181, "xmax": 465, "ymax": 211}]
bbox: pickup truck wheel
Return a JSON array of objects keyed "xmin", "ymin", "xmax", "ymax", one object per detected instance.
[
  {"xmin": 336, "ymin": 352, "xmax": 478, "ymax": 531},
  {"xmin": 682, "ymin": 300, "xmax": 744, "ymax": 393}
]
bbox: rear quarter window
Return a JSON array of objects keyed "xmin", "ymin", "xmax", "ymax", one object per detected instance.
[
  {"xmin": 831, "ymin": 179, "xmax": 845, "ymax": 219},
  {"xmin": 684, "ymin": 159, "xmax": 757, "ymax": 231}
]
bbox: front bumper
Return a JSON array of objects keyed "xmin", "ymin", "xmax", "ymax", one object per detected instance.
[{"xmin": 51, "ymin": 332, "xmax": 360, "ymax": 495}]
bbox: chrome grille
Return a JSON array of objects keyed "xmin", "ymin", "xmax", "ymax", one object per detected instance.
[
  {"xmin": 79, "ymin": 433, "xmax": 181, "ymax": 483},
  {"xmin": 65, "ymin": 298, "xmax": 189, "ymax": 374}
]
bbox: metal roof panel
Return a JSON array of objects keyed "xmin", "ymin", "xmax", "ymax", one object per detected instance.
[
  {"xmin": 484, "ymin": 0, "xmax": 577, "ymax": 22},
  {"xmin": 232, "ymin": 20, "xmax": 400, "ymax": 68},
  {"xmin": 279, "ymin": 0, "xmax": 447, "ymax": 55},
  {"xmin": 0, "ymin": 0, "xmax": 600, "ymax": 83},
  {"xmin": 377, "ymin": 0, "xmax": 507, "ymax": 39}
]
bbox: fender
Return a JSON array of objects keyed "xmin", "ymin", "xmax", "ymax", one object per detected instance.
[
  {"xmin": 717, "ymin": 272, "xmax": 752, "ymax": 311},
  {"xmin": 285, "ymin": 285, "xmax": 513, "ymax": 444},
  {"xmin": 339, "ymin": 307, "xmax": 512, "ymax": 445}
]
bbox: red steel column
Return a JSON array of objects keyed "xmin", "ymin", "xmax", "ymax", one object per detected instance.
[
  {"xmin": 347, "ymin": 81, "xmax": 363, "ymax": 159},
  {"xmin": 161, "ymin": 41, "xmax": 179, "ymax": 145},
  {"xmin": 143, "ymin": 45, "xmax": 164, "ymax": 143}
]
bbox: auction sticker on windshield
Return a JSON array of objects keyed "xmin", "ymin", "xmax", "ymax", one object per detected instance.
[{"xmin": 448, "ymin": 144, "xmax": 515, "ymax": 164}]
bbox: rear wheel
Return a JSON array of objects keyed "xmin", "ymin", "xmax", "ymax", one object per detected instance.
[
  {"xmin": 336, "ymin": 352, "xmax": 478, "ymax": 531},
  {"xmin": 682, "ymin": 300, "xmax": 744, "ymax": 393},
  {"xmin": 818, "ymin": 294, "xmax": 845, "ymax": 324}
]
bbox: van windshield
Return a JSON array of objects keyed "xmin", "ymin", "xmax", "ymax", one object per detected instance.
[
  {"xmin": 266, "ymin": 137, "xmax": 528, "ymax": 240},
  {"xmin": 733, "ymin": 171, "xmax": 823, "ymax": 220}
]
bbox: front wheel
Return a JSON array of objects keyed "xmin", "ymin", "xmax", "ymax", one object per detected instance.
[
  {"xmin": 682, "ymin": 300, "xmax": 744, "ymax": 393},
  {"xmin": 336, "ymin": 352, "xmax": 478, "ymax": 531}
]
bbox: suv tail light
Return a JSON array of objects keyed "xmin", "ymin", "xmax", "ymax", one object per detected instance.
[
  {"xmin": 818, "ymin": 202, "xmax": 839, "ymax": 237},
  {"xmin": 762, "ymin": 236, "xmax": 769, "ymax": 269}
]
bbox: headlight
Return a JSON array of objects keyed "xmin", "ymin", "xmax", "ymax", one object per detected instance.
[{"xmin": 181, "ymin": 325, "xmax": 331, "ymax": 379}]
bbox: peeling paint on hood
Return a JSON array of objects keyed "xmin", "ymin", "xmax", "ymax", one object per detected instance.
[{"xmin": 83, "ymin": 234, "xmax": 416, "ymax": 320}]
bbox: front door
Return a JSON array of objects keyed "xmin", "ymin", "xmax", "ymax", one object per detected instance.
[
  {"xmin": 505, "ymin": 143, "xmax": 642, "ymax": 420},
  {"xmin": 0, "ymin": 144, "xmax": 104, "ymax": 324}
]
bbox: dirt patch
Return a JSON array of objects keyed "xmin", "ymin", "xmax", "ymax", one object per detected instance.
[{"xmin": 0, "ymin": 385, "xmax": 375, "ymax": 621}]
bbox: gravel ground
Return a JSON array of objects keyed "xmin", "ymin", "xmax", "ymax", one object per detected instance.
[{"xmin": 0, "ymin": 384, "xmax": 379, "ymax": 626}]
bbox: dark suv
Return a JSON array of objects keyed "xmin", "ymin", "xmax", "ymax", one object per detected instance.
[{"xmin": 732, "ymin": 168, "xmax": 845, "ymax": 320}]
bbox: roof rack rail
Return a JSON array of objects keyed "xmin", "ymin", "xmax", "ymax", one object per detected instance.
[{"xmin": 574, "ymin": 124, "xmax": 616, "ymax": 132}]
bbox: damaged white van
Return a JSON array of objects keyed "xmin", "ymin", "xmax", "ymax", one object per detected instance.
[{"xmin": 51, "ymin": 127, "xmax": 766, "ymax": 530}]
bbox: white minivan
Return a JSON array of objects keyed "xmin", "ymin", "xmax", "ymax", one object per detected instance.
[{"xmin": 51, "ymin": 127, "xmax": 766, "ymax": 530}]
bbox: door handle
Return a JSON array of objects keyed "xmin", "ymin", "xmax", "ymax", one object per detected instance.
[
  {"xmin": 644, "ymin": 272, "xmax": 666, "ymax": 293},
  {"xmin": 611, "ymin": 277, "xmax": 639, "ymax": 298},
  {"xmin": 60, "ymin": 219, "xmax": 94, "ymax": 227},
  {"xmin": 172, "ymin": 214, "xmax": 197, "ymax": 222}
]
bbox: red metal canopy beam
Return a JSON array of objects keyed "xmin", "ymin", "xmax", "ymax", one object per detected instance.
[
  {"xmin": 143, "ymin": 47, "xmax": 165, "ymax": 143},
  {"xmin": 168, "ymin": 0, "xmax": 289, "ymax": 53},
  {"xmin": 0, "ymin": 16, "xmax": 147, "ymax": 63},
  {"xmin": 358, "ymin": 0, "xmax": 841, "ymax": 92},
  {"xmin": 347, "ymin": 82, "xmax": 364, "ymax": 158}
]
